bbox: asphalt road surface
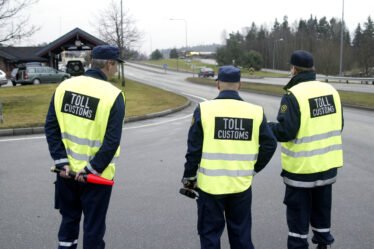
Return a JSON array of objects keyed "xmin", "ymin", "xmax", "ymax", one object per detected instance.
[
  {"xmin": 0, "ymin": 65, "xmax": 373, "ymax": 249},
  {"xmin": 129, "ymin": 62, "xmax": 374, "ymax": 94}
]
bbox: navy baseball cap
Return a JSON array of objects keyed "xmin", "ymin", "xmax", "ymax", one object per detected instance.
[
  {"xmin": 216, "ymin": 65, "xmax": 241, "ymax": 83},
  {"xmin": 290, "ymin": 50, "xmax": 314, "ymax": 68},
  {"xmin": 92, "ymin": 45, "xmax": 124, "ymax": 62}
]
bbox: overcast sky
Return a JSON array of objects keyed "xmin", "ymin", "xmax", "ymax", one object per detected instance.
[{"xmin": 20, "ymin": 0, "xmax": 374, "ymax": 54}]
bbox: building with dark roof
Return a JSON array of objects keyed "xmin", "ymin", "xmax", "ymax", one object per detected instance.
[{"xmin": 0, "ymin": 27, "xmax": 107, "ymax": 76}]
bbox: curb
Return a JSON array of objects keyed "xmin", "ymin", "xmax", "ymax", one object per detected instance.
[
  {"xmin": 125, "ymin": 99, "xmax": 191, "ymax": 122},
  {"xmin": 0, "ymin": 100, "xmax": 191, "ymax": 137},
  {"xmin": 129, "ymin": 61, "xmax": 192, "ymax": 74},
  {"xmin": 185, "ymin": 79, "xmax": 374, "ymax": 112}
]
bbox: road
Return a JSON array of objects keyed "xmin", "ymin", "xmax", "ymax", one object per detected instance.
[
  {"xmin": 129, "ymin": 62, "xmax": 374, "ymax": 94},
  {"xmin": 0, "ymin": 65, "xmax": 373, "ymax": 249}
]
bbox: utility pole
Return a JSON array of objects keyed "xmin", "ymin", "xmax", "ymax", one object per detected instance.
[
  {"xmin": 120, "ymin": 0, "xmax": 125, "ymax": 87},
  {"xmin": 169, "ymin": 18, "xmax": 188, "ymax": 55},
  {"xmin": 339, "ymin": 0, "xmax": 345, "ymax": 76}
]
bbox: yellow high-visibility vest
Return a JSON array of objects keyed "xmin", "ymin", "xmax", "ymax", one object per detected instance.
[
  {"xmin": 281, "ymin": 81, "xmax": 343, "ymax": 175},
  {"xmin": 54, "ymin": 76, "xmax": 125, "ymax": 180},
  {"xmin": 198, "ymin": 99, "xmax": 263, "ymax": 194}
]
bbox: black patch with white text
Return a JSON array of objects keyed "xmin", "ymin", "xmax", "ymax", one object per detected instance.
[
  {"xmin": 61, "ymin": 91, "xmax": 100, "ymax": 120},
  {"xmin": 308, "ymin": 94, "xmax": 336, "ymax": 118},
  {"xmin": 214, "ymin": 117, "xmax": 253, "ymax": 141}
]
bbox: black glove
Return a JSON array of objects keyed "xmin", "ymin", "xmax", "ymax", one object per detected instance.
[
  {"xmin": 179, "ymin": 188, "xmax": 198, "ymax": 199},
  {"xmin": 181, "ymin": 177, "xmax": 197, "ymax": 189}
]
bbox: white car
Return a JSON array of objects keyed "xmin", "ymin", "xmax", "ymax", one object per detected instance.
[{"xmin": 0, "ymin": 70, "xmax": 8, "ymax": 86}]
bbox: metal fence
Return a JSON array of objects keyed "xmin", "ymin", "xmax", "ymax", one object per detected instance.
[{"xmin": 318, "ymin": 76, "xmax": 374, "ymax": 85}]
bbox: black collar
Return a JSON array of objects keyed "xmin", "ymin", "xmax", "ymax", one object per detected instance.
[
  {"xmin": 215, "ymin": 90, "xmax": 243, "ymax": 100},
  {"xmin": 284, "ymin": 71, "xmax": 316, "ymax": 90},
  {"xmin": 84, "ymin": 68, "xmax": 107, "ymax": 81}
]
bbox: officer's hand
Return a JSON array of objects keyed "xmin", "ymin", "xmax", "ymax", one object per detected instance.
[
  {"xmin": 75, "ymin": 168, "xmax": 87, "ymax": 183},
  {"xmin": 267, "ymin": 121, "xmax": 276, "ymax": 127},
  {"xmin": 59, "ymin": 165, "xmax": 71, "ymax": 179},
  {"xmin": 182, "ymin": 177, "xmax": 197, "ymax": 189}
]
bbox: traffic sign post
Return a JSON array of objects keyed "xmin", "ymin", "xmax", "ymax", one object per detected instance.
[
  {"xmin": 0, "ymin": 102, "xmax": 3, "ymax": 123},
  {"xmin": 163, "ymin": 64, "xmax": 168, "ymax": 73}
]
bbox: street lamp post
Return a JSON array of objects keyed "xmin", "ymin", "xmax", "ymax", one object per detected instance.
[
  {"xmin": 120, "ymin": 0, "xmax": 125, "ymax": 87},
  {"xmin": 272, "ymin": 38, "xmax": 283, "ymax": 69},
  {"xmin": 339, "ymin": 0, "xmax": 345, "ymax": 76},
  {"xmin": 169, "ymin": 18, "xmax": 188, "ymax": 54}
]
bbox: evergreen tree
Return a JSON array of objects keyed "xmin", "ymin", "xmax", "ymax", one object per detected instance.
[
  {"xmin": 150, "ymin": 49, "xmax": 163, "ymax": 60},
  {"xmin": 241, "ymin": 50, "xmax": 263, "ymax": 71},
  {"xmin": 169, "ymin": 48, "xmax": 178, "ymax": 59},
  {"xmin": 361, "ymin": 16, "xmax": 374, "ymax": 75},
  {"xmin": 353, "ymin": 24, "xmax": 363, "ymax": 47},
  {"xmin": 214, "ymin": 15, "xmax": 374, "ymax": 75}
]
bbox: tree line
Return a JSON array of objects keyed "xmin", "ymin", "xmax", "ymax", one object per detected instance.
[{"xmin": 217, "ymin": 16, "xmax": 374, "ymax": 76}]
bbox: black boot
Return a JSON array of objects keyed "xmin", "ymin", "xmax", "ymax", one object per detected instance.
[{"xmin": 316, "ymin": 245, "xmax": 328, "ymax": 249}]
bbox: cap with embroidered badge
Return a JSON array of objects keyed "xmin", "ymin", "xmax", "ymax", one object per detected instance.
[
  {"xmin": 290, "ymin": 50, "xmax": 314, "ymax": 68},
  {"xmin": 216, "ymin": 65, "xmax": 241, "ymax": 83},
  {"xmin": 92, "ymin": 45, "xmax": 124, "ymax": 63}
]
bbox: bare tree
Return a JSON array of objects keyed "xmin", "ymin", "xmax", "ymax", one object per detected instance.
[
  {"xmin": 96, "ymin": 0, "xmax": 142, "ymax": 60},
  {"xmin": 0, "ymin": 0, "xmax": 39, "ymax": 44}
]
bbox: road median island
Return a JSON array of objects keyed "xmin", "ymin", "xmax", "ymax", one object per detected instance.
[
  {"xmin": 133, "ymin": 60, "xmax": 288, "ymax": 78},
  {"xmin": 0, "ymin": 78, "xmax": 189, "ymax": 134},
  {"xmin": 186, "ymin": 77, "xmax": 374, "ymax": 110}
]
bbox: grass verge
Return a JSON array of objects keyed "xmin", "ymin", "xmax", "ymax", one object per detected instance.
[
  {"xmin": 0, "ymin": 78, "xmax": 188, "ymax": 129},
  {"xmin": 143, "ymin": 59, "xmax": 288, "ymax": 78},
  {"xmin": 186, "ymin": 77, "xmax": 374, "ymax": 109}
]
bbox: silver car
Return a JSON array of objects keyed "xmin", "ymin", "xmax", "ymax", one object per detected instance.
[
  {"xmin": 11, "ymin": 66, "xmax": 70, "ymax": 86},
  {"xmin": 0, "ymin": 69, "xmax": 8, "ymax": 87}
]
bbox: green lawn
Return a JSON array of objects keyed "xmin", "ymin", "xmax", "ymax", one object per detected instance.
[
  {"xmin": 144, "ymin": 59, "xmax": 287, "ymax": 78},
  {"xmin": 0, "ymin": 78, "xmax": 188, "ymax": 129},
  {"xmin": 186, "ymin": 77, "xmax": 374, "ymax": 109}
]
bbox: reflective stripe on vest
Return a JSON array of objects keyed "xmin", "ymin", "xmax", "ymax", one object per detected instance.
[
  {"xmin": 54, "ymin": 76, "xmax": 125, "ymax": 180},
  {"xmin": 198, "ymin": 99, "xmax": 263, "ymax": 195},
  {"xmin": 292, "ymin": 130, "xmax": 341, "ymax": 144},
  {"xmin": 62, "ymin": 132, "xmax": 102, "ymax": 147},
  {"xmin": 199, "ymin": 167, "xmax": 255, "ymax": 177},
  {"xmin": 283, "ymin": 176, "xmax": 337, "ymax": 188},
  {"xmin": 202, "ymin": 152, "xmax": 258, "ymax": 161},
  {"xmin": 65, "ymin": 148, "xmax": 119, "ymax": 165},
  {"xmin": 281, "ymin": 81, "xmax": 343, "ymax": 176},
  {"xmin": 282, "ymin": 144, "xmax": 343, "ymax": 158}
]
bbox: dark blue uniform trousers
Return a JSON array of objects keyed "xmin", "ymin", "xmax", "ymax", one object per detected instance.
[
  {"xmin": 55, "ymin": 175, "xmax": 112, "ymax": 249},
  {"xmin": 197, "ymin": 187, "xmax": 254, "ymax": 249},
  {"xmin": 284, "ymin": 184, "xmax": 334, "ymax": 249}
]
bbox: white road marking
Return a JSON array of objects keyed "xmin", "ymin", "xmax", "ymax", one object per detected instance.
[
  {"xmin": 0, "ymin": 92, "xmax": 208, "ymax": 142},
  {"xmin": 0, "ymin": 136, "xmax": 46, "ymax": 142}
]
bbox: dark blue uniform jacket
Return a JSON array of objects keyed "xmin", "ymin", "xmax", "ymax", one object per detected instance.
[
  {"xmin": 268, "ymin": 71, "xmax": 343, "ymax": 183},
  {"xmin": 183, "ymin": 90, "xmax": 277, "ymax": 178},
  {"xmin": 45, "ymin": 68, "xmax": 125, "ymax": 174}
]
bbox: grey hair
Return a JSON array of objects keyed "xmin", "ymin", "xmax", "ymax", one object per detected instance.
[
  {"xmin": 218, "ymin": 81, "xmax": 241, "ymax": 91},
  {"xmin": 294, "ymin": 65, "xmax": 315, "ymax": 72},
  {"xmin": 90, "ymin": 59, "xmax": 110, "ymax": 69}
]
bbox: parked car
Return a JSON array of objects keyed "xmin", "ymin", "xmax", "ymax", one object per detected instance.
[
  {"xmin": 0, "ymin": 70, "xmax": 8, "ymax": 87},
  {"xmin": 198, "ymin": 67, "xmax": 215, "ymax": 78},
  {"xmin": 66, "ymin": 60, "xmax": 85, "ymax": 76},
  {"xmin": 11, "ymin": 66, "xmax": 70, "ymax": 86}
]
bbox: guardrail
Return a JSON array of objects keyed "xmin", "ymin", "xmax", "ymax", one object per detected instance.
[{"xmin": 318, "ymin": 76, "xmax": 374, "ymax": 85}]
